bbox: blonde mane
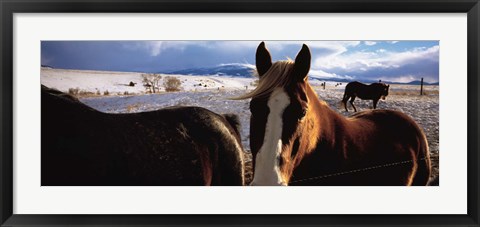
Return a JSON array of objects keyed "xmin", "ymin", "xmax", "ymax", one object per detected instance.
[{"xmin": 232, "ymin": 60, "xmax": 294, "ymax": 100}]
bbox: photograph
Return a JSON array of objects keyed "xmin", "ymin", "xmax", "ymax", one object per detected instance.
[
  {"xmin": 41, "ymin": 40, "xmax": 439, "ymax": 186},
  {"xmin": 2, "ymin": 1, "xmax": 478, "ymax": 224}
]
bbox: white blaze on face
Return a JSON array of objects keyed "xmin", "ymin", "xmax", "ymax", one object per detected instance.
[{"xmin": 251, "ymin": 88, "xmax": 290, "ymax": 186}]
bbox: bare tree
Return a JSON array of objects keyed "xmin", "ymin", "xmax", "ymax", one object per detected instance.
[
  {"xmin": 142, "ymin": 73, "xmax": 162, "ymax": 93},
  {"xmin": 163, "ymin": 76, "xmax": 182, "ymax": 92}
]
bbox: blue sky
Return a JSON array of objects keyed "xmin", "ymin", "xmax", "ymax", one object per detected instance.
[{"xmin": 41, "ymin": 40, "xmax": 439, "ymax": 83}]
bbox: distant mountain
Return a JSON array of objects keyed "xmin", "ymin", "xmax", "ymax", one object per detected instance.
[
  {"xmin": 308, "ymin": 77, "xmax": 354, "ymax": 83},
  {"xmin": 167, "ymin": 63, "xmax": 256, "ymax": 78},
  {"xmin": 404, "ymin": 80, "xmax": 439, "ymax": 85}
]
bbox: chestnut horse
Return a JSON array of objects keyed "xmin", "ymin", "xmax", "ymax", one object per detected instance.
[
  {"xmin": 237, "ymin": 42, "xmax": 431, "ymax": 186},
  {"xmin": 42, "ymin": 85, "xmax": 245, "ymax": 186},
  {"xmin": 342, "ymin": 81, "xmax": 390, "ymax": 112}
]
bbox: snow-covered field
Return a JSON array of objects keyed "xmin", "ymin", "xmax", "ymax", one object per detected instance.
[
  {"xmin": 41, "ymin": 68, "xmax": 255, "ymax": 94},
  {"xmin": 41, "ymin": 68, "xmax": 439, "ymax": 182}
]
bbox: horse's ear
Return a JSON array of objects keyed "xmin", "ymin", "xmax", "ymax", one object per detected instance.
[
  {"xmin": 293, "ymin": 44, "xmax": 311, "ymax": 81},
  {"xmin": 256, "ymin": 42, "xmax": 272, "ymax": 77}
]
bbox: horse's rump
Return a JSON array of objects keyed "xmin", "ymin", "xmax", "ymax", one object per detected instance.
[
  {"xmin": 286, "ymin": 109, "xmax": 430, "ymax": 186},
  {"xmin": 345, "ymin": 110, "xmax": 431, "ymax": 185}
]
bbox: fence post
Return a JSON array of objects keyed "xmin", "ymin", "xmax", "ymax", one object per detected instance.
[{"xmin": 420, "ymin": 77, "xmax": 424, "ymax": 95}]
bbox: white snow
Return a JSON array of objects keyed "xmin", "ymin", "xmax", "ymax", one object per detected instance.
[
  {"xmin": 41, "ymin": 68, "xmax": 147, "ymax": 94},
  {"xmin": 41, "ymin": 67, "xmax": 255, "ymax": 95}
]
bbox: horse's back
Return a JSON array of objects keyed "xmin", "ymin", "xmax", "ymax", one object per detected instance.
[
  {"xmin": 344, "ymin": 81, "xmax": 384, "ymax": 100},
  {"xmin": 350, "ymin": 109, "xmax": 420, "ymax": 130},
  {"xmin": 349, "ymin": 109, "xmax": 427, "ymax": 148},
  {"xmin": 344, "ymin": 81, "xmax": 365, "ymax": 94},
  {"xmin": 41, "ymin": 86, "xmax": 245, "ymax": 186}
]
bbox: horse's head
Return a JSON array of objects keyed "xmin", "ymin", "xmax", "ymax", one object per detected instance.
[
  {"xmin": 241, "ymin": 42, "xmax": 319, "ymax": 186},
  {"xmin": 380, "ymin": 83, "xmax": 390, "ymax": 100}
]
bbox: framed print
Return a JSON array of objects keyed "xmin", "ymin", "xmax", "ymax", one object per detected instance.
[{"xmin": 1, "ymin": 0, "xmax": 479, "ymax": 226}]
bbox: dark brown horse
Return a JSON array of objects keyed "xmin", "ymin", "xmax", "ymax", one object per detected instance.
[
  {"xmin": 42, "ymin": 85, "xmax": 245, "ymax": 186},
  {"xmin": 237, "ymin": 42, "xmax": 431, "ymax": 186},
  {"xmin": 342, "ymin": 81, "xmax": 390, "ymax": 112}
]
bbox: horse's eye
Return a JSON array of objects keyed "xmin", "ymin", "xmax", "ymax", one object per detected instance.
[{"xmin": 299, "ymin": 108, "xmax": 308, "ymax": 120}]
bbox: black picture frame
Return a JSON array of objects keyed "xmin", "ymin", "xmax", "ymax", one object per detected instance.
[{"xmin": 1, "ymin": 0, "xmax": 479, "ymax": 226}]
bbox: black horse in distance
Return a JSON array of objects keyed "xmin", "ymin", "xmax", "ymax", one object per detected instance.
[{"xmin": 342, "ymin": 81, "xmax": 390, "ymax": 112}]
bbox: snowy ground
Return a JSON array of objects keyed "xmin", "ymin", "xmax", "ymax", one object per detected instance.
[
  {"xmin": 42, "ymin": 68, "xmax": 439, "ymax": 183},
  {"xmin": 41, "ymin": 67, "xmax": 255, "ymax": 94}
]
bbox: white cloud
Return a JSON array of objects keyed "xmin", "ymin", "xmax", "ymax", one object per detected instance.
[
  {"xmin": 125, "ymin": 41, "xmax": 264, "ymax": 56},
  {"xmin": 314, "ymin": 45, "xmax": 439, "ymax": 71},
  {"xmin": 246, "ymin": 41, "xmax": 361, "ymax": 63},
  {"xmin": 309, "ymin": 69, "xmax": 354, "ymax": 80},
  {"xmin": 215, "ymin": 41, "xmax": 361, "ymax": 58},
  {"xmin": 218, "ymin": 63, "xmax": 255, "ymax": 69},
  {"xmin": 311, "ymin": 45, "xmax": 439, "ymax": 83},
  {"xmin": 378, "ymin": 75, "xmax": 417, "ymax": 83},
  {"xmin": 147, "ymin": 41, "xmax": 164, "ymax": 56},
  {"xmin": 123, "ymin": 40, "xmax": 362, "ymax": 58},
  {"xmin": 266, "ymin": 41, "xmax": 360, "ymax": 49},
  {"xmin": 388, "ymin": 46, "xmax": 439, "ymax": 63},
  {"xmin": 364, "ymin": 41, "xmax": 377, "ymax": 46},
  {"xmin": 377, "ymin": 75, "xmax": 437, "ymax": 84},
  {"xmin": 145, "ymin": 41, "xmax": 206, "ymax": 56},
  {"xmin": 387, "ymin": 41, "xmax": 399, "ymax": 44},
  {"xmin": 123, "ymin": 41, "xmax": 207, "ymax": 56},
  {"xmin": 41, "ymin": 55, "xmax": 53, "ymax": 65},
  {"xmin": 212, "ymin": 41, "xmax": 262, "ymax": 52}
]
